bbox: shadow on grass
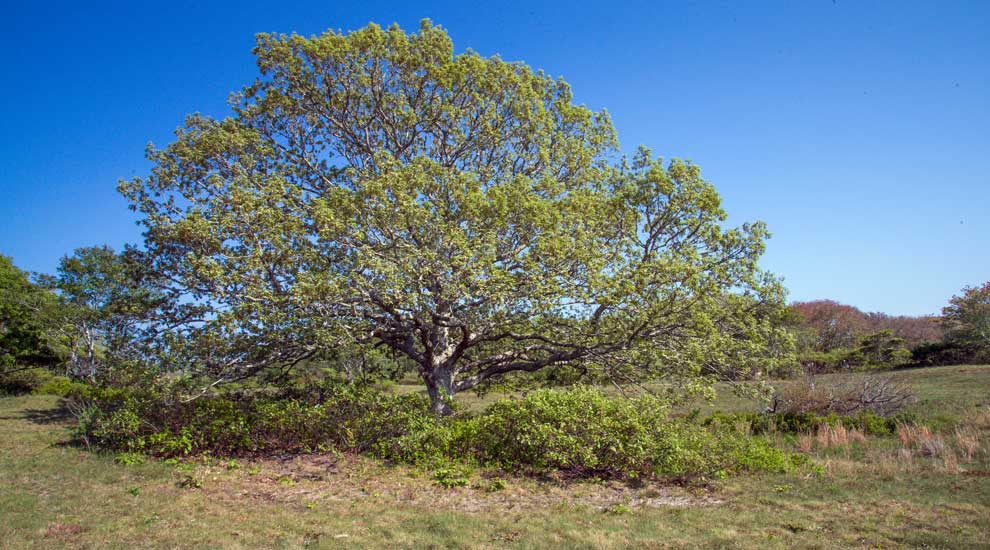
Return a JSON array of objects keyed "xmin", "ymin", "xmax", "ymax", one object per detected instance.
[
  {"xmin": 0, "ymin": 401, "xmax": 74, "ymax": 425},
  {"xmin": 23, "ymin": 404, "xmax": 74, "ymax": 424}
]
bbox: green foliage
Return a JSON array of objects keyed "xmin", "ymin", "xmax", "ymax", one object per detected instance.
[
  {"xmin": 942, "ymin": 282, "xmax": 990, "ymax": 351},
  {"xmin": 40, "ymin": 246, "xmax": 168, "ymax": 382},
  {"xmin": 704, "ymin": 410, "xmax": 905, "ymax": 436},
  {"xmin": 432, "ymin": 467, "xmax": 471, "ymax": 488},
  {"xmin": 457, "ymin": 387, "xmax": 797, "ymax": 479},
  {"xmin": 794, "ymin": 348, "xmax": 854, "ymax": 374},
  {"xmin": 910, "ymin": 340, "xmax": 985, "ymax": 367},
  {"xmin": 0, "ymin": 255, "xmax": 60, "ymax": 368},
  {"xmin": 852, "ymin": 330, "xmax": 910, "ymax": 369},
  {"xmin": 481, "ymin": 477, "xmax": 507, "ymax": 492},
  {"xmin": 119, "ymin": 20, "xmax": 791, "ymax": 413},
  {"xmin": 604, "ymin": 503, "xmax": 632, "ymax": 515},
  {"xmin": 0, "ymin": 368, "xmax": 54, "ymax": 396},
  {"xmin": 114, "ymin": 452, "xmax": 146, "ymax": 466},
  {"xmin": 458, "ymin": 388, "xmax": 798, "ymax": 478},
  {"xmin": 76, "ymin": 383, "xmax": 446, "ymax": 459},
  {"xmin": 73, "ymin": 384, "xmax": 799, "ymax": 481},
  {"xmin": 35, "ymin": 375, "xmax": 94, "ymax": 397},
  {"xmin": 911, "ymin": 282, "xmax": 990, "ymax": 367}
]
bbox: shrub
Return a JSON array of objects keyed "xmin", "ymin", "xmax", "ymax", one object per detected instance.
[
  {"xmin": 910, "ymin": 341, "xmax": 988, "ymax": 367},
  {"xmin": 432, "ymin": 467, "xmax": 471, "ymax": 488},
  {"xmin": 455, "ymin": 387, "xmax": 796, "ymax": 479},
  {"xmin": 73, "ymin": 384, "xmax": 801, "ymax": 481},
  {"xmin": 769, "ymin": 374, "xmax": 914, "ymax": 417},
  {"xmin": 704, "ymin": 410, "xmax": 902, "ymax": 436},
  {"xmin": 0, "ymin": 368, "xmax": 54, "ymax": 395},
  {"xmin": 74, "ymin": 383, "xmax": 447, "ymax": 460},
  {"xmin": 36, "ymin": 376, "xmax": 94, "ymax": 397}
]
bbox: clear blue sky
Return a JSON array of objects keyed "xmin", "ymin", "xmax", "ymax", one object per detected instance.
[{"xmin": 2, "ymin": 1, "xmax": 987, "ymax": 316}]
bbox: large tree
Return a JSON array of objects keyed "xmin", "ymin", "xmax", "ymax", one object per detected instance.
[{"xmin": 121, "ymin": 21, "xmax": 790, "ymax": 413}]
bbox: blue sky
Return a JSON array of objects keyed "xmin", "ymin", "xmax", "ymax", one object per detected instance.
[{"xmin": 2, "ymin": 0, "xmax": 987, "ymax": 316}]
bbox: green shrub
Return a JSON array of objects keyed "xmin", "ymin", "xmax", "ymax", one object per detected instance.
[
  {"xmin": 704, "ymin": 410, "xmax": 901, "ymax": 436},
  {"xmin": 0, "ymin": 368, "xmax": 54, "ymax": 395},
  {"xmin": 455, "ymin": 387, "xmax": 795, "ymax": 479},
  {"xmin": 74, "ymin": 384, "xmax": 801, "ymax": 481},
  {"xmin": 35, "ymin": 376, "xmax": 93, "ymax": 397},
  {"xmin": 432, "ymin": 466, "xmax": 471, "ymax": 488},
  {"xmin": 75, "ymin": 383, "xmax": 445, "ymax": 460}
]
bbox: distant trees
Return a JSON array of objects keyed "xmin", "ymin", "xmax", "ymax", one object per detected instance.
[
  {"xmin": 913, "ymin": 282, "xmax": 990, "ymax": 366},
  {"xmin": 787, "ymin": 299, "xmax": 941, "ymax": 372},
  {"xmin": 36, "ymin": 246, "xmax": 166, "ymax": 381},
  {"xmin": 861, "ymin": 312, "xmax": 942, "ymax": 350},
  {"xmin": 790, "ymin": 285, "xmax": 990, "ymax": 371},
  {"xmin": 790, "ymin": 300, "xmax": 868, "ymax": 352},
  {"xmin": 851, "ymin": 330, "xmax": 910, "ymax": 368},
  {"xmin": 790, "ymin": 300, "xmax": 940, "ymax": 353},
  {"xmin": 0, "ymin": 255, "xmax": 59, "ymax": 371},
  {"xmin": 0, "ymin": 249, "xmax": 166, "ymax": 382},
  {"xmin": 941, "ymin": 282, "xmax": 990, "ymax": 352}
]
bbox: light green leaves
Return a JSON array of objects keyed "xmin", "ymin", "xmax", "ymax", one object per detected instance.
[{"xmin": 123, "ymin": 21, "xmax": 792, "ymax": 409}]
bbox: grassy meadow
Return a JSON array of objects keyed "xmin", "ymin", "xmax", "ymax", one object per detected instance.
[{"xmin": 2, "ymin": 364, "xmax": 989, "ymax": 549}]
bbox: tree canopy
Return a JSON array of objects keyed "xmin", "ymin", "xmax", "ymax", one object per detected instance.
[
  {"xmin": 942, "ymin": 282, "xmax": 990, "ymax": 353},
  {"xmin": 120, "ymin": 20, "xmax": 791, "ymax": 413},
  {"xmin": 0, "ymin": 255, "xmax": 58, "ymax": 370}
]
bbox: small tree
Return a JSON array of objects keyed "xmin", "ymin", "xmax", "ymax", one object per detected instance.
[
  {"xmin": 121, "ymin": 21, "xmax": 791, "ymax": 413},
  {"xmin": 790, "ymin": 300, "xmax": 868, "ymax": 352},
  {"xmin": 941, "ymin": 282, "xmax": 990, "ymax": 355},
  {"xmin": 852, "ymin": 330, "xmax": 910, "ymax": 369},
  {"xmin": 39, "ymin": 246, "xmax": 167, "ymax": 381}
]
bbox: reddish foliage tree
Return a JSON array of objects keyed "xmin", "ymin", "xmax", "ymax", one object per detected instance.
[
  {"xmin": 791, "ymin": 300, "xmax": 869, "ymax": 352},
  {"xmin": 791, "ymin": 300, "xmax": 942, "ymax": 352}
]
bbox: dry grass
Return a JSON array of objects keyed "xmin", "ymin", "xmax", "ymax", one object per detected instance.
[
  {"xmin": 899, "ymin": 424, "xmax": 944, "ymax": 455},
  {"xmin": 801, "ymin": 424, "xmax": 867, "ymax": 451},
  {"xmin": 955, "ymin": 426, "xmax": 982, "ymax": 460}
]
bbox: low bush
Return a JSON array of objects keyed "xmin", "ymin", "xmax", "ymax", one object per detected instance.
[
  {"xmin": 0, "ymin": 368, "xmax": 55, "ymax": 395},
  {"xmin": 71, "ymin": 384, "xmax": 802, "ymax": 481},
  {"xmin": 704, "ymin": 410, "xmax": 908, "ymax": 436},
  {"xmin": 454, "ymin": 387, "xmax": 795, "ymax": 479},
  {"xmin": 910, "ymin": 341, "xmax": 989, "ymax": 367},
  {"xmin": 76, "ymin": 384, "xmax": 448, "ymax": 459},
  {"xmin": 769, "ymin": 374, "xmax": 914, "ymax": 417}
]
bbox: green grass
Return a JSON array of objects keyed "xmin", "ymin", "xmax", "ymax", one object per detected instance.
[{"xmin": 2, "ymin": 365, "xmax": 989, "ymax": 548}]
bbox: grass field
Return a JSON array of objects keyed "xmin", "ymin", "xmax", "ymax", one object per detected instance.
[{"xmin": 2, "ymin": 365, "xmax": 989, "ymax": 548}]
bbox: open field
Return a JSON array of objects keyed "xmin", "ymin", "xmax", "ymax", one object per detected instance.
[
  {"xmin": 2, "ymin": 365, "xmax": 989, "ymax": 549},
  {"xmin": 395, "ymin": 363, "xmax": 990, "ymax": 417}
]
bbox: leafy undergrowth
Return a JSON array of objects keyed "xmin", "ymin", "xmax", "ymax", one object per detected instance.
[{"xmin": 70, "ymin": 385, "xmax": 802, "ymax": 482}]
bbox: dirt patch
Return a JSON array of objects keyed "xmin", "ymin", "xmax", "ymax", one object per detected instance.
[{"xmin": 192, "ymin": 453, "xmax": 722, "ymax": 514}]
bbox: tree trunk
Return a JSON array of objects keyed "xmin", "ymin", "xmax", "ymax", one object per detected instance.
[{"xmin": 424, "ymin": 366, "xmax": 455, "ymax": 416}]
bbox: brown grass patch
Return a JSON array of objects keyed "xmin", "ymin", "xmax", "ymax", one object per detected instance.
[
  {"xmin": 192, "ymin": 453, "xmax": 721, "ymax": 514},
  {"xmin": 43, "ymin": 522, "xmax": 87, "ymax": 539}
]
